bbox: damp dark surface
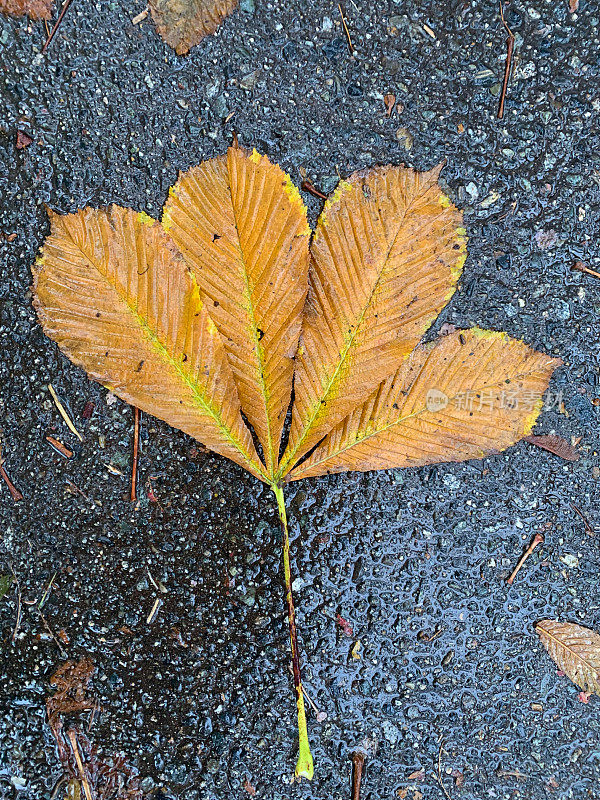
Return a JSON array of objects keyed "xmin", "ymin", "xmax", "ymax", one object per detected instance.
[{"xmin": 1, "ymin": 0, "xmax": 600, "ymax": 798}]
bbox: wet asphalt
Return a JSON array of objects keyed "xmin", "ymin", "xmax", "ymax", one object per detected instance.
[{"xmin": 1, "ymin": 0, "xmax": 600, "ymax": 798}]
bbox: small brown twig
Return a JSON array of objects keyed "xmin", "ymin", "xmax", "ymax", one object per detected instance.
[
  {"xmin": 572, "ymin": 260, "xmax": 600, "ymax": 280},
  {"xmin": 67, "ymin": 729, "xmax": 94, "ymax": 800},
  {"xmin": 338, "ymin": 3, "xmax": 354, "ymax": 55},
  {"xmin": 46, "ymin": 435, "xmax": 73, "ymax": 459},
  {"xmin": 131, "ymin": 407, "xmax": 140, "ymax": 502},
  {"xmin": 571, "ymin": 503, "xmax": 595, "ymax": 536},
  {"xmin": 497, "ymin": 3, "xmax": 515, "ymax": 120},
  {"xmin": 351, "ymin": 751, "xmax": 365, "ymax": 800},
  {"xmin": 0, "ymin": 457, "xmax": 23, "ymax": 502},
  {"xmin": 506, "ymin": 533, "xmax": 544, "ymax": 585},
  {"xmin": 42, "ymin": 0, "xmax": 75, "ymax": 54},
  {"xmin": 301, "ymin": 179, "xmax": 328, "ymax": 200}
]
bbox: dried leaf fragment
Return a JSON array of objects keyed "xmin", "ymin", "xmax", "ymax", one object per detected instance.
[
  {"xmin": 163, "ymin": 147, "xmax": 310, "ymax": 476},
  {"xmin": 536, "ymin": 620, "xmax": 600, "ymax": 696},
  {"xmin": 289, "ymin": 329, "xmax": 559, "ymax": 480},
  {"xmin": 149, "ymin": 0, "xmax": 238, "ymax": 54},
  {"xmin": 525, "ymin": 434, "xmax": 580, "ymax": 462},
  {"xmin": 280, "ymin": 163, "xmax": 467, "ymax": 476},
  {"xmin": 33, "ymin": 205, "xmax": 265, "ymax": 481},
  {"xmin": 0, "ymin": 0, "xmax": 52, "ymax": 18}
]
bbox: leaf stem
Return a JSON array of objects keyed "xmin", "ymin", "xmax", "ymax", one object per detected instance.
[{"xmin": 271, "ymin": 482, "xmax": 314, "ymax": 781}]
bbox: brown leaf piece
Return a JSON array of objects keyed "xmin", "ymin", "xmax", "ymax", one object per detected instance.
[
  {"xmin": 525, "ymin": 434, "xmax": 580, "ymax": 462},
  {"xmin": 536, "ymin": 620, "xmax": 600, "ymax": 696},
  {"xmin": 33, "ymin": 205, "xmax": 265, "ymax": 482},
  {"xmin": 149, "ymin": 0, "xmax": 238, "ymax": 54},
  {"xmin": 163, "ymin": 147, "xmax": 310, "ymax": 476},
  {"xmin": 279, "ymin": 164, "xmax": 467, "ymax": 476},
  {"xmin": 0, "ymin": 0, "xmax": 52, "ymax": 18},
  {"xmin": 289, "ymin": 329, "xmax": 559, "ymax": 480}
]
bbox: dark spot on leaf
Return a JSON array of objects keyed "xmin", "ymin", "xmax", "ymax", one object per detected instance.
[
  {"xmin": 257, "ymin": 328, "xmax": 264, "ymax": 341},
  {"xmin": 212, "ymin": 233, "xmax": 221, "ymax": 242},
  {"xmin": 136, "ymin": 360, "xmax": 145, "ymax": 372}
]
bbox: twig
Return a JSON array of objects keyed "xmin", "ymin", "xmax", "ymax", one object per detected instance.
[
  {"xmin": 48, "ymin": 384, "xmax": 83, "ymax": 441},
  {"xmin": 506, "ymin": 533, "xmax": 544, "ymax": 585},
  {"xmin": 132, "ymin": 6, "xmax": 148, "ymax": 24},
  {"xmin": 42, "ymin": 0, "xmax": 75, "ymax": 54},
  {"xmin": 40, "ymin": 611, "xmax": 68, "ymax": 657},
  {"xmin": 131, "ymin": 407, "xmax": 140, "ymax": 502},
  {"xmin": 12, "ymin": 583, "xmax": 22, "ymax": 641},
  {"xmin": 146, "ymin": 597, "xmax": 161, "ymax": 624},
  {"xmin": 497, "ymin": 3, "xmax": 515, "ymax": 120},
  {"xmin": 46, "ymin": 435, "xmax": 73, "ymax": 459},
  {"xmin": 301, "ymin": 179, "xmax": 328, "ymax": 200},
  {"xmin": 288, "ymin": 664, "xmax": 327, "ymax": 722},
  {"xmin": 571, "ymin": 503, "xmax": 595, "ymax": 535},
  {"xmin": 67, "ymin": 729, "xmax": 94, "ymax": 800},
  {"xmin": 436, "ymin": 739, "xmax": 452, "ymax": 800},
  {"xmin": 0, "ymin": 456, "xmax": 23, "ymax": 502},
  {"xmin": 351, "ymin": 751, "xmax": 365, "ymax": 800},
  {"xmin": 338, "ymin": 3, "xmax": 354, "ymax": 55},
  {"xmin": 572, "ymin": 260, "xmax": 600, "ymax": 280}
]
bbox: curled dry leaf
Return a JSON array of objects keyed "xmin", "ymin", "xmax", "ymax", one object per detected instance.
[
  {"xmin": 32, "ymin": 145, "xmax": 560, "ymax": 779},
  {"xmin": 536, "ymin": 620, "xmax": 600, "ymax": 696},
  {"xmin": 149, "ymin": 0, "xmax": 238, "ymax": 54}
]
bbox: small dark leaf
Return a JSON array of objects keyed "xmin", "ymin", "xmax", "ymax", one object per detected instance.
[{"xmin": 525, "ymin": 434, "xmax": 580, "ymax": 461}]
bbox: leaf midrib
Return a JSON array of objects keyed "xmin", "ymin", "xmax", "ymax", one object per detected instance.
[{"xmin": 227, "ymin": 155, "xmax": 275, "ymax": 476}]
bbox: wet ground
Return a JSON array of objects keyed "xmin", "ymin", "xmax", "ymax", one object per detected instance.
[{"xmin": 1, "ymin": 0, "xmax": 600, "ymax": 797}]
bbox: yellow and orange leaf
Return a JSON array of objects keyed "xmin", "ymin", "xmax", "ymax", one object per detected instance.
[
  {"xmin": 163, "ymin": 147, "xmax": 310, "ymax": 476},
  {"xmin": 149, "ymin": 0, "xmax": 238, "ymax": 54},
  {"xmin": 33, "ymin": 206, "xmax": 265, "ymax": 482},
  {"xmin": 279, "ymin": 164, "xmax": 467, "ymax": 476},
  {"xmin": 287, "ymin": 329, "xmax": 559, "ymax": 480}
]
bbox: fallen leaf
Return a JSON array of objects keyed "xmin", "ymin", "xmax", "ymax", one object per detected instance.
[
  {"xmin": 289, "ymin": 330, "xmax": 559, "ymax": 480},
  {"xmin": 0, "ymin": 0, "xmax": 52, "ymax": 18},
  {"xmin": 525, "ymin": 434, "xmax": 580, "ymax": 461},
  {"xmin": 383, "ymin": 93, "xmax": 396, "ymax": 115},
  {"xmin": 407, "ymin": 769, "xmax": 425, "ymax": 781},
  {"xmin": 351, "ymin": 640, "xmax": 362, "ymax": 660},
  {"xmin": 149, "ymin": 0, "xmax": 238, "ymax": 54},
  {"xmin": 335, "ymin": 613, "xmax": 354, "ymax": 637},
  {"xmin": 280, "ymin": 163, "xmax": 468, "ymax": 474},
  {"xmin": 578, "ymin": 691, "xmax": 591, "ymax": 703},
  {"xmin": 0, "ymin": 574, "xmax": 13, "ymax": 601},
  {"xmin": 16, "ymin": 130, "xmax": 33, "ymax": 149},
  {"xmin": 536, "ymin": 620, "xmax": 600, "ymax": 696},
  {"xmin": 243, "ymin": 778, "xmax": 256, "ymax": 796},
  {"xmin": 163, "ymin": 147, "xmax": 310, "ymax": 476},
  {"xmin": 33, "ymin": 205, "xmax": 265, "ymax": 482},
  {"xmin": 33, "ymin": 145, "xmax": 561, "ymax": 779}
]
